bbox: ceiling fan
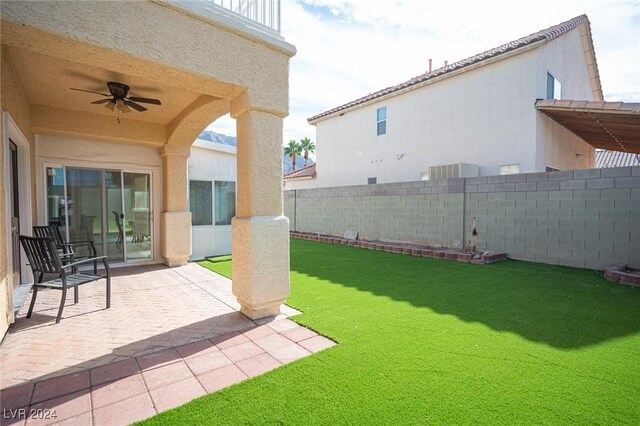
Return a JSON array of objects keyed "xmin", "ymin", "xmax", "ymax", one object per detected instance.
[{"xmin": 70, "ymin": 81, "xmax": 161, "ymax": 117}]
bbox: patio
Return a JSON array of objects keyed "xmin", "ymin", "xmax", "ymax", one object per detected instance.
[{"xmin": 0, "ymin": 263, "xmax": 335, "ymax": 425}]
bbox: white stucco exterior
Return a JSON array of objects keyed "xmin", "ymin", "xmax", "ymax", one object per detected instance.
[
  {"xmin": 534, "ymin": 28, "xmax": 597, "ymax": 170},
  {"xmin": 309, "ymin": 23, "xmax": 597, "ymax": 188},
  {"xmin": 283, "ymin": 178, "xmax": 319, "ymax": 190},
  {"xmin": 188, "ymin": 139, "xmax": 237, "ymax": 259}
]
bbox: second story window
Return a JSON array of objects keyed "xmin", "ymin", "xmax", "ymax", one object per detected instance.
[
  {"xmin": 546, "ymin": 72, "xmax": 562, "ymax": 99},
  {"xmin": 376, "ymin": 107, "xmax": 387, "ymax": 136}
]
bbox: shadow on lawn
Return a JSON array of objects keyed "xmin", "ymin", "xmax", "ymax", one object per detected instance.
[{"xmin": 289, "ymin": 240, "xmax": 640, "ymax": 349}]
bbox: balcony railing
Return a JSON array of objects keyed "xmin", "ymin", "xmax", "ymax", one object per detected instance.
[{"xmin": 212, "ymin": 0, "xmax": 281, "ymax": 33}]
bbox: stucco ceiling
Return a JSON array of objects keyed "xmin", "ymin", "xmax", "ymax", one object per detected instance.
[{"xmin": 6, "ymin": 47, "xmax": 204, "ymax": 125}]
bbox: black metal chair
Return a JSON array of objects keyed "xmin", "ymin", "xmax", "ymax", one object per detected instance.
[
  {"xmin": 33, "ymin": 225, "xmax": 98, "ymax": 273},
  {"xmin": 19, "ymin": 235, "xmax": 111, "ymax": 323}
]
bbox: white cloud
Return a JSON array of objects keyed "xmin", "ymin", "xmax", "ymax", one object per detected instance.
[{"xmin": 210, "ymin": 0, "xmax": 640, "ymax": 143}]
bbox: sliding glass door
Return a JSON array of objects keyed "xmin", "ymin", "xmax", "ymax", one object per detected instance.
[
  {"xmin": 46, "ymin": 166, "xmax": 152, "ymax": 263},
  {"xmin": 123, "ymin": 172, "xmax": 152, "ymax": 260},
  {"xmin": 105, "ymin": 170, "xmax": 125, "ymax": 263}
]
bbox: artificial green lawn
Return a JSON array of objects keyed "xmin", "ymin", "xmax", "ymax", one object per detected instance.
[{"xmin": 142, "ymin": 239, "xmax": 640, "ymax": 424}]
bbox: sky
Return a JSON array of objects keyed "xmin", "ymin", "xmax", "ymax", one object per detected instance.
[{"xmin": 208, "ymin": 0, "xmax": 640, "ymax": 152}]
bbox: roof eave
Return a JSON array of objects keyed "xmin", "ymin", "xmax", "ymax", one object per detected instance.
[
  {"xmin": 283, "ymin": 175, "xmax": 315, "ymax": 181},
  {"xmin": 577, "ymin": 20, "xmax": 604, "ymax": 101},
  {"xmin": 308, "ymin": 40, "xmax": 546, "ymax": 125}
]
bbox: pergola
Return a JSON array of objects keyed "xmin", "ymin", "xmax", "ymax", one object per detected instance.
[{"xmin": 536, "ymin": 100, "xmax": 640, "ymax": 154}]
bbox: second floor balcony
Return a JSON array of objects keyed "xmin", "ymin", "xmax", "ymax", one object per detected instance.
[{"xmin": 213, "ymin": 0, "xmax": 281, "ymax": 33}]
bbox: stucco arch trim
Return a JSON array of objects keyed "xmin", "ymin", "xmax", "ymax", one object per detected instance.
[{"xmin": 166, "ymin": 97, "xmax": 230, "ymax": 147}]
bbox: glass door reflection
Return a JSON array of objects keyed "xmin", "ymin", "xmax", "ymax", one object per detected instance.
[
  {"xmin": 123, "ymin": 172, "xmax": 152, "ymax": 260},
  {"xmin": 46, "ymin": 166, "xmax": 151, "ymax": 263},
  {"xmin": 64, "ymin": 168, "xmax": 104, "ymax": 258},
  {"xmin": 104, "ymin": 171, "xmax": 124, "ymax": 263}
]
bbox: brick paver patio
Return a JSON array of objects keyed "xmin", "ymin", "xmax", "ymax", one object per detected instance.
[{"xmin": 0, "ymin": 264, "xmax": 335, "ymax": 425}]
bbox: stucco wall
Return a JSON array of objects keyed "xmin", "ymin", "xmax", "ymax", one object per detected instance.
[
  {"xmin": 284, "ymin": 167, "xmax": 640, "ymax": 270},
  {"xmin": 312, "ymin": 29, "xmax": 598, "ymax": 189},
  {"xmin": 283, "ymin": 178, "xmax": 319, "ymax": 190},
  {"xmin": 314, "ymin": 49, "xmax": 539, "ymax": 188},
  {"xmin": 188, "ymin": 140, "xmax": 237, "ymax": 259},
  {"xmin": 535, "ymin": 28, "xmax": 596, "ymax": 171},
  {"xmin": 1, "ymin": 0, "xmax": 294, "ymax": 114}
]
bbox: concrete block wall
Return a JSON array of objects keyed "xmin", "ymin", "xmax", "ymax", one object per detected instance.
[
  {"xmin": 463, "ymin": 167, "xmax": 640, "ymax": 269},
  {"xmin": 284, "ymin": 180, "xmax": 465, "ymax": 247},
  {"xmin": 284, "ymin": 166, "xmax": 640, "ymax": 269}
]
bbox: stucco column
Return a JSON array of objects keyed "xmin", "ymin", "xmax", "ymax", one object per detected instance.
[
  {"xmin": 160, "ymin": 144, "xmax": 192, "ymax": 267},
  {"xmin": 231, "ymin": 101, "xmax": 290, "ymax": 319}
]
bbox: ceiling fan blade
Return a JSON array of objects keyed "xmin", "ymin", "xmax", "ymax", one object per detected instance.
[
  {"xmin": 91, "ymin": 99, "xmax": 113, "ymax": 105},
  {"xmin": 128, "ymin": 96, "xmax": 161, "ymax": 105},
  {"xmin": 125, "ymin": 100, "xmax": 147, "ymax": 112},
  {"xmin": 70, "ymin": 88, "xmax": 110, "ymax": 97}
]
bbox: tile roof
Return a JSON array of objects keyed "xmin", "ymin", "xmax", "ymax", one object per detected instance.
[
  {"xmin": 596, "ymin": 150, "xmax": 640, "ymax": 168},
  {"xmin": 283, "ymin": 163, "xmax": 316, "ymax": 180},
  {"xmin": 308, "ymin": 14, "xmax": 590, "ymax": 123}
]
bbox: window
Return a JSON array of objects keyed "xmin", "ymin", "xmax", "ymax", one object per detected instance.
[
  {"xmin": 376, "ymin": 107, "xmax": 387, "ymax": 135},
  {"xmin": 368, "ymin": 177, "xmax": 377, "ymax": 185},
  {"xmin": 500, "ymin": 164, "xmax": 520, "ymax": 175},
  {"xmin": 215, "ymin": 181, "xmax": 236, "ymax": 225},
  {"xmin": 189, "ymin": 180, "xmax": 212, "ymax": 226},
  {"xmin": 546, "ymin": 72, "xmax": 562, "ymax": 99},
  {"xmin": 546, "ymin": 166, "xmax": 559, "ymax": 172}
]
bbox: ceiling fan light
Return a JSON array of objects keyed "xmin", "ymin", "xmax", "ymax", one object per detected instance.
[
  {"xmin": 115, "ymin": 99, "xmax": 130, "ymax": 113},
  {"xmin": 104, "ymin": 101, "xmax": 116, "ymax": 112}
]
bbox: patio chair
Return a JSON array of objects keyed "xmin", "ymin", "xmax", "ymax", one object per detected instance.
[
  {"xmin": 33, "ymin": 225, "xmax": 75, "ymax": 267},
  {"xmin": 19, "ymin": 235, "xmax": 110, "ymax": 323},
  {"xmin": 33, "ymin": 225, "xmax": 98, "ymax": 273}
]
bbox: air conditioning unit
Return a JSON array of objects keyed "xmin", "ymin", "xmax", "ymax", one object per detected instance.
[{"xmin": 428, "ymin": 163, "xmax": 479, "ymax": 180}]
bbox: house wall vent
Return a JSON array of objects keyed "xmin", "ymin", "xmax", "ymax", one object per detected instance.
[{"xmin": 428, "ymin": 163, "xmax": 479, "ymax": 180}]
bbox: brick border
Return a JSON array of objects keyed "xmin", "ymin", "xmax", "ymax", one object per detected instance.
[
  {"xmin": 290, "ymin": 231, "xmax": 507, "ymax": 265},
  {"xmin": 604, "ymin": 265, "xmax": 640, "ymax": 287},
  {"xmin": 285, "ymin": 166, "xmax": 640, "ymax": 270}
]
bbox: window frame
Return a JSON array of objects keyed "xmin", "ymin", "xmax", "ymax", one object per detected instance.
[
  {"xmin": 546, "ymin": 72, "xmax": 562, "ymax": 100},
  {"xmin": 376, "ymin": 107, "xmax": 387, "ymax": 136}
]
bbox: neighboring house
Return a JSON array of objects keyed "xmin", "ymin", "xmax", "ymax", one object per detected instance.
[
  {"xmin": 308, "ymin": 15, "xmax": 608, "ymax": 188},
  {"xmin": 283, "ymin": 164, "xmax": 317, "ymax": 189},
  {"xmin": 189, "ymin": 133, "xmax": 237, "ymax": 259},
  {"xmin": 1, "ymin": 0, "xmax": 295, "ymax": 337},
  {"xmin": 596, "ymin": 150, "xmax": 640, "ymax": 168}
]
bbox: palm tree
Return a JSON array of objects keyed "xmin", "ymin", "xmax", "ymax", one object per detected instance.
[
  {"xmin": 300, "ymin": 137, "xmax": 316, "ymax": 167},
  {"xmin": 284, "ymin": 139, "xmax": 302, "ymax": 171}
]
